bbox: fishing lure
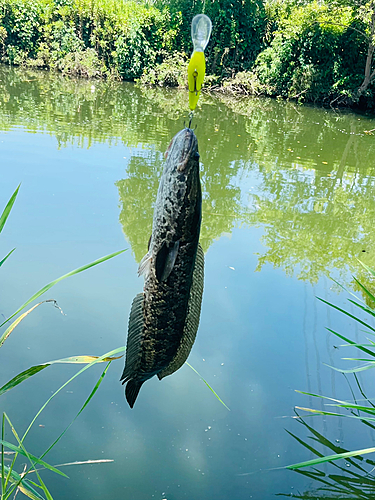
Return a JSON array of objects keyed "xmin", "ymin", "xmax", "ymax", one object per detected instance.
[{"xmin": 188, "ymin": 14, "xmax": 212, "ymax": 112}]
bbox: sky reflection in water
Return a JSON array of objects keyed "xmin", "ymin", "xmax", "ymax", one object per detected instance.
[{"xmin": 1, "ymin": 65, "xmax": 375, "ymax": 499}]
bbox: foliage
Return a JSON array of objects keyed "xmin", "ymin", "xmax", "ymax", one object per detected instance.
[
  {"xmin": 138, "ymin": 51, "xmax": 188, "ymax": 87},
  {"xmin": 220, "ymin": 70, "xmax": 265, "ymax": 95},
  {"xmin": 251, "ymin": 1, "xmax": 367, "ymax": 103},
  {"xmin": 0, "ymin": 0, "xmax": 176, "ymax": 79},
  {"xmin": 289, "ymin": 265, "xmax": 375, "ymax": 471},
  {"xmin": 156, "ymin": 0, "xmax": 267, "ymax": 78},
  {"xmin": 281, "ymin": 417, "xmax": 375, "ymax": 499},
  {"xmin": 57, "ymin": 47, "xmax": 107, "ymax": 77},
  {"xmin": 0, "ymin": 0, "xmax": 374, "ymax": 106}
]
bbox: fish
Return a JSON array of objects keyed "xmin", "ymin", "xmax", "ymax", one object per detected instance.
[{"xmin": 120, "ymin": 128, "xmax": 204, "ymax": 408}]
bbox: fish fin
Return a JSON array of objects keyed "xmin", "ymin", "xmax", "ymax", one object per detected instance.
[
  {"xmin": 125, "ymin": 379, "xmax": 144, "ymax": 408},
  {"xmin": 155, "ymin": 240, "xmax": 180, "ymax": 282},
  {"xmin": 138, "ymin": 251, "xmax": 152, "ymax": 278},
  {"xmin": 158, "ymin": 243, "xmax": 204, "ymax": 380},
  {"xmin": 120, "ymin": 292, "xmax": 145, "ymax": 383}
]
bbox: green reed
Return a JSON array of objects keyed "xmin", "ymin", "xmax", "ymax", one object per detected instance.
[
  {"xmin": 289, "ymin": 264, "xmax": 375, "ymax": 469},
  {"xmin": 0, "ymin": 186, "xmax": 126, "ymax": 499}
]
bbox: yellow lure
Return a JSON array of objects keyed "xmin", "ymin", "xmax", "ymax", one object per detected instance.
[{"xmin": 188, "ymin": 50, "xmax": 206, "ymax": 111}]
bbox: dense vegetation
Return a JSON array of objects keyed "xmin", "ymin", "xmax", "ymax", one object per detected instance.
[{"xmin": 0, "ymin": 0, "xmax": 375, "ymax": 108}]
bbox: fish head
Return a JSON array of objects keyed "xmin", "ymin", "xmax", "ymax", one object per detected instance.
[{"xmin": 164, "ymin": 128, "xmax": 199, "ymax": 173}]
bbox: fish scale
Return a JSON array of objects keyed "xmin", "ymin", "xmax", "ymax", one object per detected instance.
[{"xmin": 120, "ymin": 128, "xmax": 204, "ymax": 408}]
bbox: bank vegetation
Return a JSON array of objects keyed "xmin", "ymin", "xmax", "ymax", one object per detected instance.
[{"xmin": 0, "ymin": 0, "xmax": 375, "ymax": 109}]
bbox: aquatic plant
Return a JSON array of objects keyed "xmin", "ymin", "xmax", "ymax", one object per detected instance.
[
  {"xmin": 0, "ymin": 186, "xmax": 126, "ymax": 498},
  {"xmin": 288, "ymin": 263, "xmax": 375, "ymax": 470},
  {"xmin": 281, "ymin": 416, "xmax": 375, "ymax": 499}
]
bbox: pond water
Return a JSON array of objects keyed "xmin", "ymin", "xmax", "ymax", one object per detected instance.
[{"xmin": 1, "ymin": 64, "xmax": 375, "ymax": 499}]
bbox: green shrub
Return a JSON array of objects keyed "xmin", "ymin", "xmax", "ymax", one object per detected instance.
[
  {"xmin": 253, "ymin": 1, "xmax": 367, "ymax": 103},
  {"xmin": 155, "ymin": 0, "xmax": 267, "ymax": 78},
  {"xmin": 0, "ymin": 0, "xmax": 177, "ymax": 79},
  {"xmin": 138, "ymin": 51, "xmax": 188, "ymax": 87},
  {"xmin": 58, "ymin": 47, "xmax": 107, "ymax": 77}
]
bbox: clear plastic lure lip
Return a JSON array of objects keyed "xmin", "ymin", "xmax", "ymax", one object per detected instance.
[{"xmin": 191, "ymin": 14, "xmax": 212, "ymax": 52}]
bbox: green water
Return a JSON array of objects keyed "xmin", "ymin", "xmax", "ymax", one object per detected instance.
[{"xmin": 1, "ymin": 65, "xmax": 375, "ymax": 499}]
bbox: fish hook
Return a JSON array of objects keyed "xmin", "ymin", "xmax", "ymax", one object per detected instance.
[{"xmin": 188, "ymin": 111, "xmax": 194, "ymax": 129}]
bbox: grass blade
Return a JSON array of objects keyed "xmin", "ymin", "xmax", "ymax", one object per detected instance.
[
  {"xmin": 4, "ymin": 414, "xmax": 56, "ymax": 500},
  {"xmin": 352, "ymin": 277, "xmax": 375, "ymax": 305},
  {"xmin": 48, "ymin": 355, "xmax": 123, "ymax": 364},
  {"xmin": 40, "ymin": 362, "xmax": 111, "ymax": 460},
  {"xmin": 185, "ymin": 362, "xmax": 230, "ymax": 411},
  {"xmin": 0, "ymin": 185, "xmax": 20, "ymax": 235},
  {"xmin": 318, "ymin": 297, "xmax": 375, "ymax": 334},
  {"xmin": 0, "ymin": 365, "xmax": 48, "ymax": 397},
  {"xmin": 0, "ymin": 438, "xmax": 68, "ymax": 478},
  {"xmin": 0, "ymin": 300, "xmax": 57, "ymax": 349},
  {"xmin": 1, "ymin": 413, "xmax": 4, "ymax": 496},
  {"xmin": 0, "ymin": 249, "xmax": 126, "ymax": 329},
  {"xmin": 22, "ymin": 346, "xmax": 125, "ymax": 442},
  {"xmin": 0, "ymin": 248, "xmax": 15, "ymax": 268},
  {"xmin": 348, "ymin": 299, "xmax": 375, "ymax": 320},
  {"xmin": 0, "ymin": 353, "xmax": 123, "ymax": 397},
  {"xmin": 323, "ymin": 362, "xmax": 375, "ymax": 374},
  {"xmin": 1, "ymin": 465, "xmax": 44, "ymax": 500},
  {"xmin": 295, "ymin": 406, "xmax": 375, "ymax": 422},
  {"xmin": 287, "ymin": 447, "xmax": 375, "ymax": 469},
  {"xmin": 358, "ymin": 260, "xmax": 375, "ymax": 278},
  {"xmin": 326, "ymin": 328, "xmax": 375, "ymax": 357}
]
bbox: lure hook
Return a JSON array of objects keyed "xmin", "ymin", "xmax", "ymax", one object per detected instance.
[{"xmin": 188, "ymin": 111, "xmax": 194, "ymax": 129}]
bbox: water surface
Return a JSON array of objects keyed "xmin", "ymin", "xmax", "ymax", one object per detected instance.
[{"xmin": 1, "ymin": 65, "xmax": 375, "ymax": 499}]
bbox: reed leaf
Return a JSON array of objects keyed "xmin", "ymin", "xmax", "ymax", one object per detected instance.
[
  {"xmin": 295, "ymin": 406, "xmax": 375, "ymax": 422},
  {"xmin": 0, "ymin": 249, "xmax": 15, "ymax": 268},
  {"xmin": 352, "ymin": 276, "xmax": 375, "ymax": 305},
  {"xmin": 0, "ymin": 353, "xmax": 123, "ymax": 397},
  {"xmin": 0, "ymin": 249, "xmax": 126, "ymax": 329},
  {"xmin": 22, "ymin": 346, "xmax": 125, "ymax": 442},
  {"xmin": 40, "ymin": 362, "xmax": 111, "ymax": 460},
  {"xmin": 185, "ymin": 362, "xmax": 230, "ymax": 411},
  {"xmin": 323, "ymin": 362, "xmax": 375, "ymax": 374},
  {"xmin": 3, "ymin": 414, "xmax": 56, "ymax": 500},
  {"xmin": 0, "ymin": 438, "xmax": 68, "ymax": 478},
  {"xmin": 358, "ymin": 260, "xmax": 375, "ymax": 278},
  {"xmin": 318, "ymin": 298, "xmax": 375, "ymax": 334},
  {"xmin": 348, "ymin": 299, "xmax": 375, "ymax": 320},
  {"xmin": 0, "ymin": 185, "xmax": 20, "ymax": 235},
  {"xmin": 326, "ymin": 328, "xmax": 375, "ymax": 357},
  {"xmin": 2, "ymin": 357, "xmax": 116, "ymax": 499},
  {"xmin": 1, "ymin": 465, "xmax": 44, "ymax": 500},
  {"xmin": 287, "ymin": 447, "xmax": 375, "ymax": 469},
  {"xmin": 0, "ymin": 365, "xmax": 48, "ymax": 397},
  {"xmin": 0, "ymin": 300, "xmax": 57, "ymax": 350}
]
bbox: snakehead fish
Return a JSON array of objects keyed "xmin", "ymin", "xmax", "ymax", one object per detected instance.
[{"xmin": 120, "ymin": 128, "xmax": 204, "ymax": 408}]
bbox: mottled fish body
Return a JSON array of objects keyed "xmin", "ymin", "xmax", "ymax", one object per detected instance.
[{"xmin": 120, "ymin": 128, "xmax": 204, "ymax": 408}]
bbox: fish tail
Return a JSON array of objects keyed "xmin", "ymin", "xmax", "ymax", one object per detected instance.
[{"xmin": 125, "ymin": 380, "xmax": 144, "ymax": 408}]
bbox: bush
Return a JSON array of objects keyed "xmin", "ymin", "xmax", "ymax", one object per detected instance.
[
  {"xmin": 252, "ymin": 1, "xmax": 367, "ymax": 103},
  {"xmin": 155, "ymin": 0, "xmax": 268, "ymax": 78},
  {"xmin": 138, "ymin": 51, "xmax": 188, "ymax": 87},
  {"xmin": 0, "ymin": 0, "xmax": 177, "ymax": 79},
  {"xmin": 58, "ymin": 47, "xmax": 107, "ymax": 77}
]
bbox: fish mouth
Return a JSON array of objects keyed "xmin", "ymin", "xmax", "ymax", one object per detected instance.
[{"xmin": 166, "ymin": 128, "xmax": 198, "ymax": 171}]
